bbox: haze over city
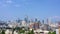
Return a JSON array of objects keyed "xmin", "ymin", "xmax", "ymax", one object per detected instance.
[
  {"xmin": 0, "ymin": 0, "xmax": 60, "ymax": 21},
  {"xmin": 0, "ymin": 0, "xmax": 60, "ymax": 34}
]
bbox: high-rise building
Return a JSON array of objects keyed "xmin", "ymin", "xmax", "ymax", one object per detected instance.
[
  {"xmin": 47, "ymin": 18, "xmax": 49, "ymax": 25},
  {"xmin": 47, "ymin": 18, "xmax": 51, "ymax": 25},
  {"xmin": 24, "ymin": 16, "xmax": 29, "ymax": 23},
  {"xmin": 35, "ymin": 18, "xmax": 38, "ymax": 23},
  {"xmin": 16, "ymin": 18, "xmax": 22, "ymax": 23},
  {"xmin": 42, "ymin": 20, "xmax": 44, "ymax": 24},
  {"xmin": 56, "ymin": 22, "xmax": 60, "ymax": 34}
]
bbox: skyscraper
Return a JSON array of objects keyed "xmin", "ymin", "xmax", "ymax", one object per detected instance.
[
  {"xmin": 47, "ymin": 18, "xmax": 51, "ymax": 25},
  {"xmin": 35, "ymin": 18, "xmax": 38, "ymax": 23},
  {"xmin": 42, "ymin": 20, "xmax": 44, "ymax": 24},
  {"xmin": 16, "ymin": 18, "xmax": 22, "ymax": 23},
  {"xmin": 24, "ymin": 16, "xmax": 29, "ymax": 23}
]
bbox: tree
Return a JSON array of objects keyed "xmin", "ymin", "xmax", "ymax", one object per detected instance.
[
  {"xmin": 20, "ymin": 30, "xmax": 25, "ymax": 33},
  {"xmin": 1, "ymin": 30, "xmax": 5, "ymax": 34},
  {"xmin": 18, "ymin": 29, "xmax": 25, "ymax": 34},
  {"xmin": 48, "ymin": 31, "xmax": 51, "ymax": 34},
  {"xmin": 28, "ymin": 29, "xmax": 34, "ymax": 34},
  {"xmin": 30, "ymin": 29, "xmax": 34, "ymax": 34},
  {"xmin": 52, "ymin": 31, "xmax": 56, "ymax": 34},
  {"xmin": 28, "ymin": 31, "xmax": 31, "ymax": 34},
  {"xmin": 15, "ymin": 27, "xmax": 20, "ymax": 30}
]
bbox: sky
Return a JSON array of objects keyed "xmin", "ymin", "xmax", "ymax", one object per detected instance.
[{"xmin": 0, "ymin": 0, "xmax": 60, "ymax": 21}]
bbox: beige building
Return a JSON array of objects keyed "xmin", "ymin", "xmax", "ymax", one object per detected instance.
[{"xmin": 56, "ymin": 28, "xmax": 60, "ymax": 34}]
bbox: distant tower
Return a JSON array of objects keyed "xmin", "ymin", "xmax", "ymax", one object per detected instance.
[
  {"xmin": 24, "ymin": 16, "xmax": 29, "ymax": 23},
  {"xmin": 30, "ymin": 19, "xmax": 33, "ymax": 23},
  {"xmin": 47, "ymin": 18, "xmax": 51, "ymax": 25},
  {"xmin": 38, "ymin": 20, "xmax": 41, "ymax": 23},
  {"xmin": 7, "ymin": 20, "xmax": 11, "ymax": 23},
  {"xmin": 58, "ymin": 21, "xmax": 60, "ymax": 27},
  {"xmin": 16, "ymin": 18, "xmax": 21, "ymax": 23},
  {"xmin": 35, "ymin": 18, "xmax": 38, "ymax": 23},
  {"xmin": 42, "ymin": 20, "xmax": 44, "ymax": 24},
  {"xmin": 47, "ymin": 18, "xmax": 49, "ymax": 24}
]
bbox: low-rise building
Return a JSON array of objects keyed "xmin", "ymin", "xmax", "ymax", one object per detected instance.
[{"xmin": 5, "ymin": 29, "xmax": 12, "ymax": 34}]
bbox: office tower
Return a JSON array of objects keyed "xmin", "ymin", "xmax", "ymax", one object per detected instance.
[
  {"xmin": 38, "ymin": 20, "xmax": 41, "ymax": 23},
  {"xmin": 29, "ymin": 19, "xmax": 33, "ymax": 23},
  {"xmin": 47, "ymin": 18, "xmax": 51, "ymax": 25},
  {"xmin": 58, "ymin": 22, "xmax": 60, "ymax": 29},
  {"xmin": 47, "ymin": 18, "xmax": 49, "ymax": 24},
  {"xmin": 24, "ymin": 16, "xmax": 29, "ymax": 23},
  {"xmin": 16, "ymin": 18, "xmax": 21, "ymax": 23},
  {"xmin": 35, "ymin": 18, "xmax": 38, "ymax": 23},
  {"xmin": 42, "ymin": 20, "xmax": 44, "ymax": 24}
]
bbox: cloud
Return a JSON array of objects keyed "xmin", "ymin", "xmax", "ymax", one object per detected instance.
[
  {"xmin": 22, "ymin": 0, "xmax": 26, "ymax": 1},
  {"xmin": 52, "ymin": 16, "xmax": 60, "ymax": 18},
  {"xmin": 0, "ymin": 0, "xmax": 17, "ymax": 7},
  {"xmin": 21, "ymin": 0, "xmax": 30, "ymax": 2},
  {"xmin": 0, "ymin": 2, "xmax": 2, "ymax": 6},
  {"xmin": 14, "ymin": 4, "xmax": 20, "ymax": 7},
  {"xmin": 3, "ymin": 0, "xmax": 15, "ymax": 4},
  {"xmin": 49, "ymin": 16, "xmax": 60, "ymax": 19},
  {"xmin": 6, "ymin": 0, "xmax": 13, "ymax": 4},
  {"xmin": 0, "ymin": 0, "xmax": 29, "ymax": 7},
  {"xmin": 2, "ymin": 4, "xmax": 6, "ymax": 6}
]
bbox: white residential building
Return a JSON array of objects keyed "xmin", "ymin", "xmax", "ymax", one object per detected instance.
[
  {"xmin": 56, "ymin": 29, "xmax": 60, "ymax": 34},
  {"xmin": 34, "ymin": 29, "xmax": 49, "ymax": 34},
  {"xmin": 5, "ymin": 29, "xmax": 12, "ymax": 34},
  {"xmin": 14, "ymin": 31, "xmax": 18, "ymax": 34}
]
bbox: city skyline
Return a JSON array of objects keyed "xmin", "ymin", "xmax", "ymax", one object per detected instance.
[{"xmin": 0, "ymin": 0, "xmax": 60, "ymax": 21}]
